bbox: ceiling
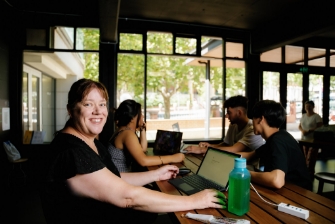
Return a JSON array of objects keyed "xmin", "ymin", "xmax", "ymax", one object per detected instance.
[{"xmin": 2, "ymin": 0, "xmax": 335, "ymax": 54}]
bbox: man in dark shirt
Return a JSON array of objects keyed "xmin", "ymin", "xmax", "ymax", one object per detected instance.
[{"xmin": 240, "ymin": 100, "xmax": 312, "ymax": 190}]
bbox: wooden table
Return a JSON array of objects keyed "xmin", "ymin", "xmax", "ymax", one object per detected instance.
[{"xmin": 147, "ymin": 150, "xmax": 335, "ymax": 224}]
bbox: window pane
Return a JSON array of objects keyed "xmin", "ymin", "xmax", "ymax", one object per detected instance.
[
  {"xmin": 31, "ymin": 75, "xmax": 40, "ymax": 131},
  {"xmin": 308, "ymin": 48, "xmax": 325, "ymax": 67},
  {"xmin": 82, "ymin": 53, "xmax": 100, "ymax": 81},
  {"xmin": 260, "ymin": 47, "xmax": 281, "ymax": 63},
  {"xmin": 309, "ymin": 74, "xmax": 323, "ymax": 117},
  {"xmin": 146, "ymin": 55, "xmax": 224, "ymax": 140},
  {"xmin": 226, "ymin": 42, "xmax": 243, "ymax": 58},
  {"xmin": 226, "ymin": 60, "xmax": 245, "ymax": 136},
  {"xmin": 201, "ymin": 36, "xmax": 222, "ymax": 58},
  {"xmin": 175, "ymin": 37, "xmax": 196, "ymax": 55},
  {"xmin": 330, "ymin": 76, "xmax": 335, "ymax": 124},
  {"xmin": 54, "ymin": 27, "xmax": 74, "ymax": 49},
  {"xmin": 23, "ymin": 49, "xmax": 99, "ymax": 143},
  {"xmin": 286, "ymin": 73, "xmax": 302, "ymax": 139},
  {"xmin": 119, "ymin": 33, "xmax": 143, "ymax": 51},
  {"xmin": 76, "ymin": 28, "xmax": 99, "ymax": 50},
  {"xmin": 286, "ymin": 45, "xmax": 304, "ymax": 65},
  {"xmin": 209, "ymin": 59, "xmax": 223, "ymax": 139},
  {"xmin": 226, "ymin": 60, "xmax": 245, "ymax": 98},
  {"xmin": 330, "ymin": 49, "xmax": 335, "ymax": 68},
  {"xmin": 22, "ymin": 72, "xmax": 28, "ymax": 133},
  {"xmin": 147, "ymin": 32, "xmax": 172, "ymax": 54},
  {"xmin": 42, "ymin": 75, "xmax": 55, "ymax": 142},
  {"xmin": 117, "ymin": 54, "xmax": 145, "ymax": 106},
  {"xmin": 263, "ymin": 71, "xmax": 280, "ymax": 101}
]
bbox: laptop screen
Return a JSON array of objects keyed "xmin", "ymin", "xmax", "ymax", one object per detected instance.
[{"xmin": 197, "ymin": 147, "xmax": 241, "ymax": 187}]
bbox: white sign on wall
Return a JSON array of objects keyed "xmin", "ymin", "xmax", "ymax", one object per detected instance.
[{"xmin": 2, "ymin": 107, "xmax": 10, "ymax": 131}]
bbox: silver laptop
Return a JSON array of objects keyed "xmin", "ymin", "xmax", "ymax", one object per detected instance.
[
  {"xmin": 168, "ymin": 147, "xmax": 241, "ymax": 195},
  {"xmin": 172, "ymin": 122, "xmax": 191, "ymax": 152}
]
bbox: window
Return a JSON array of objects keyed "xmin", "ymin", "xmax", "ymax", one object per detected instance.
[
  {"xmin": 119, "ymin": 33, "xmax": 143, "ymax": 51},
  {"xmin": 175, "ymin": 37, "xmax": 197, "ymax": 55},
  {"xmin": 263, "ymin": 71, "xmax": 280, "ymax": 101},
  {"xmin": 309, "ymin": 74, "xmax": 323, "ymax": 117},
  {"xmin": 147, "ymin": 32, "xmax": 172, "ymax": 54},
  {"xmin": 226, "ymin": 42, "xmax": 243, "ymax": 58},
  {"xmin": 23, "ymin": 26, "xmax": 100, "ymax": 143},
  {"xmin": 286, "ymin": 45, "xmax": 304, "ymax": 65},
  {"xmin": 261, "ymin": 48, "xmax": 281, "ymax": 63},
  {"xmin": 308, "ymin": 48, "xmax": 326, "ymax": 67},
  {"xmin": 286, "ymin": 73, "xmax": 302, "ymax": 139},
  {"xmin": 76, "ymin": 28, "xmax": 99, "ymax": 50},
  {"xmin": 118, "ymin": 32, "xmax": 239, "ymax": 141}
]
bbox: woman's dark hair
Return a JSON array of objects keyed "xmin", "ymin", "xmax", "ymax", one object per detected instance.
[
  {"xmin": 252, "ymin": 100, "xmax": 286, "ymax": 128},
  {"xmin": 305, "ymin": 100, "xmax": 315, "ymax": 107},
  {"xmin": 59, "ymin": 78, "xmax": 109, "ymax": 132},
  {"xmin": 114, "ymin": 99, "xmax": 142, "ymax": 128}
]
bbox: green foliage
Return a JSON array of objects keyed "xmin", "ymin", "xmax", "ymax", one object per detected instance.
[{"xmin": 81, "ymin": 28, "xmax": 100, "ymax": 81}]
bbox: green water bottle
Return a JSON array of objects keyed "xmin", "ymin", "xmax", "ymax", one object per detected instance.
[{"xmin": 228, "ymin": 158, "xmax": 250, "ymax": 216}]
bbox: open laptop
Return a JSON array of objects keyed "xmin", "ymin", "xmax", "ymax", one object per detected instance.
[
  {"xmin": 153, "ymin": 129, "xmax": 183, "ymax": 155},
  {"xmin": 168, "ymin": 147, "xmax": 241, "ymax": 195},
  {"xmin": 172, "ymin": 122, "xmax": 191, "ymax": 152}
]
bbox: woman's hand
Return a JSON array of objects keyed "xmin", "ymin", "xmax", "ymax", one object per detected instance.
[
  {"xmin": 155, "ymin": 165, "xmax": 179, "ymax": 181},
  {"xmin": 139, "ymin": 122, "xmax": 146, "ymax": 131},
  {"xmin": 190, "ymin": 189, "xmax": 227, "ymax": 209},
  {"xmin": 173, "ymin": 153, "xmax": 185, "ymax": 162}
]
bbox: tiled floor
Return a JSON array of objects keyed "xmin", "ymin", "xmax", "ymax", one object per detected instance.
[{"xmin": 2, "ymin": 157, "xmax": 334, "ymax": 224}]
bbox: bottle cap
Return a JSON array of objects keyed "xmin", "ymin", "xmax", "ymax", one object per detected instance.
[{"xmin": 234, "ymin": 158, "xmax": 246, "ymax": 168}]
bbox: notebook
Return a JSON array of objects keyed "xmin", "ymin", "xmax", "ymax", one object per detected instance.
[{"xmin": 168, "ymin": 147, "xmax": 241, "ymax": 195}]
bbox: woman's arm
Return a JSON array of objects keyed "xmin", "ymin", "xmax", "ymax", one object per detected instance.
[
  {"xmin": 124, "ymin": 132, "xmax": 185, "ymax": 166},
  {"xmin": 120, "ymin": 165, "xmax": 178, "ymax": 186},
  {"xmin": 67, "ymin": 168, "xmax": 224, "ymax": 212},
  {"xmin": 138, "ymin": 123, "xmax": 148, "ymax": 152}
]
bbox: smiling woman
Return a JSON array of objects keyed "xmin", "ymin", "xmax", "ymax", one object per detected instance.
[{"xmin": 41, "ymin": 78, "xmax": 226, "ymax": 224}]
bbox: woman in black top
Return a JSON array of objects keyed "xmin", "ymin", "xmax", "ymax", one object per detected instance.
[{"xmin": 42, "ymin": 78, "xmax": 226, "ymax": 223}]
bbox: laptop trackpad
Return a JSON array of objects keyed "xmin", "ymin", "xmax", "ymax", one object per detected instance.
[{"xmin": 169, "ymin": 179, "xmax": 199, "ymax": 195}]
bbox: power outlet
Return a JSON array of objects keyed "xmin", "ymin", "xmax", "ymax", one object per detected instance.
[{"xmin": 278, "ymin": 203, "xmax": 309, "ymax": 220}]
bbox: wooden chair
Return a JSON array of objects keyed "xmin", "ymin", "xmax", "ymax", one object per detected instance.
[{"xmin": 314, "ymin": 172, "xmax": 335, "ymax": 194}]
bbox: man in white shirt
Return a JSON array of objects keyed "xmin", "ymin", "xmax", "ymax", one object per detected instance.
[{"xmin": 184, "ymin": 95, "xmax": 264, "ymax": 154}]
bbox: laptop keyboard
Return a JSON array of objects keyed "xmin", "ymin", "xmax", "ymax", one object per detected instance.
[{"xmin": 182, "ymin": 174, "xmax": 224, "ymax": 191}]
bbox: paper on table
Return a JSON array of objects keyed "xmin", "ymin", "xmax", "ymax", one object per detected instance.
[{"xmin": 182, "ymin": 212, "xmax": 250, "ymax": 224}]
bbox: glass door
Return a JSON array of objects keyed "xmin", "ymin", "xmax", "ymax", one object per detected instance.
[
  {"xmin": 286, "ymin": 73, "xmax": 303, "ymax": 139},
  {"xmin": 22, "ymin": 65, "xmax": 42, "ymax": 135}
]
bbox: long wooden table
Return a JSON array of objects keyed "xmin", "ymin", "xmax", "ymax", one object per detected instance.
[{"xmin": 147, "ymin": 150, "xmax": 335, "ymax": 224}]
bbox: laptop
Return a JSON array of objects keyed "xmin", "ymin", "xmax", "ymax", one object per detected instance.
[
  {"xmin": 172, "ymin": 122, "xmax": 191, "ymax": 152},
  {"xmin": 153, "ymin": 129, "xmax": 183, "ymax": 155},
  {"xmin": 168, "ymin": 147, "xmax": 241, "ymax": 195}
]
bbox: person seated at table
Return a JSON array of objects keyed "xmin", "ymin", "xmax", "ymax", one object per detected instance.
[
  {"xmin": 41, "ymin": 79, "xmax": 226, "ymax": 224},
  {"xmin": 184, "ymin": 95, "xmax": 264, "ymax": 154},
  {"xmin": 240, "ymin": 100, "xmax": 312, "ymax": 190},
  {"xmin": 108, "ymin": 99, "xmax": 185, "ymax": 172},
  {"xmin": 298, "ymin": 100, "xmax": 323, "ymax": 175}
]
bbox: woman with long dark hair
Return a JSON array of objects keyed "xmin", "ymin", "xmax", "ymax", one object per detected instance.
[{"xmin": 109, "ymin": 99, "xmax": 185, "ymax": 172}]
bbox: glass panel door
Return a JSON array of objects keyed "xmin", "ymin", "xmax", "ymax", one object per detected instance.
[
  {"xmin": 262, "ymin": 71, "xmax": 280, "ymax": 101},
  {"xmin": 287, "ymin": 73, "xmax": 303, "ymax": 139},
  {"xmin": 22, "ymin": 65, "xmax": 42, "ymax": 136},
  {"xmin": 309, "ymin": 74, "xmax": 323, "ymax": 118}
]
